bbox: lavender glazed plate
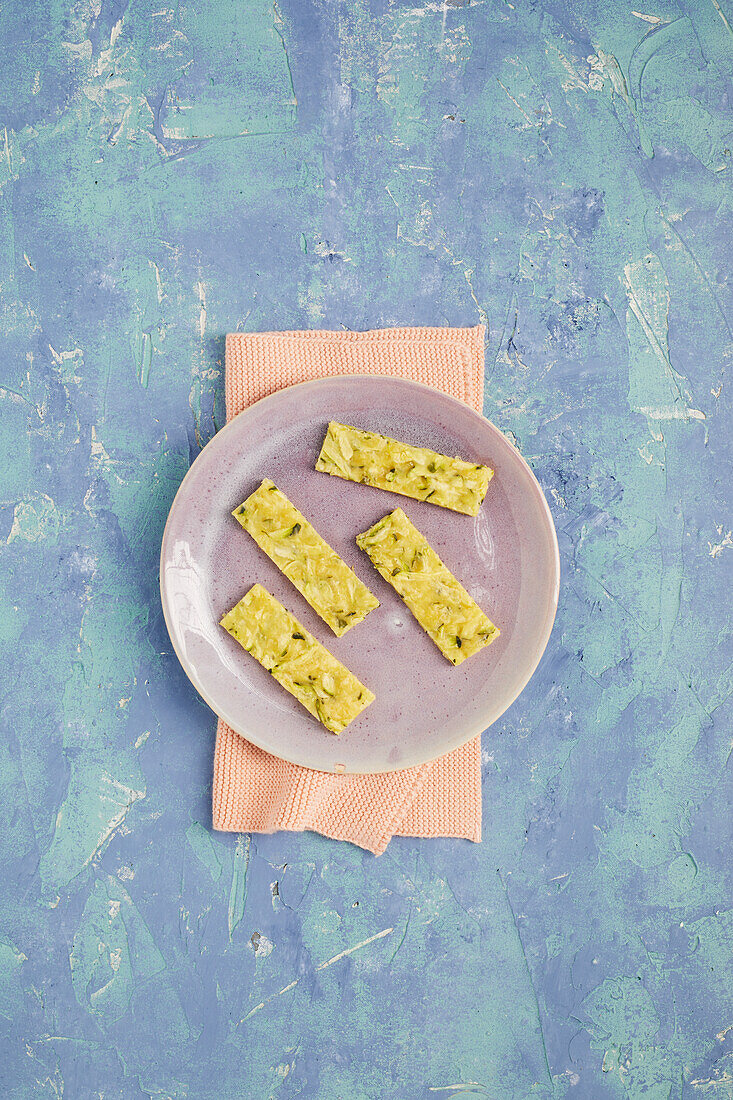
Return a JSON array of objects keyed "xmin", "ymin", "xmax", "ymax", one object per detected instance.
[{"xmin": 160, "ymin": 376, "xmax": 559, "ymax": 773}]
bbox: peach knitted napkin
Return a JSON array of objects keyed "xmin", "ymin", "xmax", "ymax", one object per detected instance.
[{"xmin": 212, "ymin": 325, "xmax": 486, "ymax": 855}]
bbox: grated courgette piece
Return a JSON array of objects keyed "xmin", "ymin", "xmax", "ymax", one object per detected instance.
[
  {"xmin": 220, "ymin": 585, "xmax": 374, "ymax": 734},
  {"xmin": 316, "ymin": 422, "xmax": 493, "ymax": 516},
  {"xmin": 356, "ymin": 508, "xmax": 500, "ymax": 666},
  {"xmin": 233, "ymin": 479, "xmax": 379, "ymax": 636}
]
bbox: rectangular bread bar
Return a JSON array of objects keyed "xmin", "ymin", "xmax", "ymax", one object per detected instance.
[
  {"xmin": 316, "ymin": 421, "xmax": 493, "ymax": 516},
  {"xmin": 233, "ymin": 479, "xmax": 379, "ymax": 636},
  {"xmin": 356, "ymin": 508, "xmax": 500, "ymax": 666},
  {"xmin": 220, "ymin": 585, "xmax": 375, "ymax": 734}
]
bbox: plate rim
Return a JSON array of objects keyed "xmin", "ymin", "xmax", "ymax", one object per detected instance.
[{"xmin": 160, "ymin": 373, "xmax": 561, "ymax": 773}]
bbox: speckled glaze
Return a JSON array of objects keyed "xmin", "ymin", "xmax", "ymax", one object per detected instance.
[{"xmin": 161, "ymin": 376, "xmax": 559, "ymax": 772}]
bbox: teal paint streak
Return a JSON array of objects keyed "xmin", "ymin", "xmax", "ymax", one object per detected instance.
[
  {"xmin": 0, "ymin": 939, "xmax": 27, "ymax": 1023},
  {"xmin": 0, "ymin": 0, "xmax": 730, "ymax": 1097},
  {"xmin": 186, "ymin": 820, "xmax": 223, "ymax": 882},
  {"xmin": 40, "ymin": 759, "xmax": 145, "ymax": 895},
  {"xmin": 70, "ymin": 873, "xmax": 166, "ymax": 1025},
  {"xmin": 228, "ymin": 833, "xmax": 251, "ymax": 940}
]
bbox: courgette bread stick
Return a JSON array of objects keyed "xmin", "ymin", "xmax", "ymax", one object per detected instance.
[
  {"xmin": 220, "ymin": 585, "xmax": 374, "ymax": 734},
  {"xmin": 316, "ymin": 421, "xmax": 493, "ymax": 516},
  {"xmin": 356, "ymin": 509, "xmax": 499, "ymax": 666},
  {"xmin": 233, "ymin": 479, "xmax": 379, "ymax": 636}
]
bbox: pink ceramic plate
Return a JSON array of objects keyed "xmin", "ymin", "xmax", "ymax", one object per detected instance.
[{"xmin": 160, "ymin": 376, "xmax": 559, "ymax": 773}]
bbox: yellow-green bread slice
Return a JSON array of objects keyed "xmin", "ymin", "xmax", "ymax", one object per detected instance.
[
  {"xmin": 316, "ymin": 421, "xmax": 493, "ymax": 516},
  {"xmin": 232, "ymin": 478, "xmax": 379, "ymax": 636},
  {"xmin": 356, "ymin": 508, "xmax": 500, "ymax": 666},
  {"xmin": 220, "ymin": 585, "xmax": 374, "ymax": 734}
]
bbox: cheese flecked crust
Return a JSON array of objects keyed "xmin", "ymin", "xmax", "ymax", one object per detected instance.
[
  {"xmin": 316, "ymin": 421, "xmax": 493, "ymax": 516},
  {"xmin": 356, "ymin": 509, "xmax": 500, "ymax": 666},
  {"xmin": 233, "ymin": 478, "xmax": 379, "ymax": 636},
  {"xmin": 220, "ymin": 585, "xmax": 374, "ymax": 734}
]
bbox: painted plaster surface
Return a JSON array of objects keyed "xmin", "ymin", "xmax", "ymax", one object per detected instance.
[{"xmin": 0, "ymin": 0, "xmax": 731, "ymax": 1096}]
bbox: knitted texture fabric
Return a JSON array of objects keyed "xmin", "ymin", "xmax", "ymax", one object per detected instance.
[{"xmin": 213, "ymin": 325, "xmax": 486, "ymax": 855}]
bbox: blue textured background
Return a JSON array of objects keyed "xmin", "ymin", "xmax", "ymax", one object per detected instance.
[{"xmin": 1, "ymin": 1, "xmax": 732, "ymax": 1097}]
